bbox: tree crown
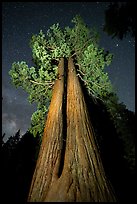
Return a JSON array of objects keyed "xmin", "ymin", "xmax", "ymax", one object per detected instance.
[{"xmin": 9, "ymin": 15, "xmax": 114, "ymax": 137}]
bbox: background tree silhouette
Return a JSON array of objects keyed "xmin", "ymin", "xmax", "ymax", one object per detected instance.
[
  {"xmin": 2, "ymin": 131, "xmax": 40, "ymax": 203},
  {"xmin": 103, "ymin": 2, "xmax": 135, "ymax": 39}
]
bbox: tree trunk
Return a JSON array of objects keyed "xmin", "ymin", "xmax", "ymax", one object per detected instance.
[{"xmin": 28, "ymin": 57, "xmax": 116, "ymax": 202}]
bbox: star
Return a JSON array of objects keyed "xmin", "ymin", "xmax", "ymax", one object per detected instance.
[
  {"xmin": 9, "ymin": 99, "xmax": 13, "ymax": 104},
  {"xmin": 116, "ymin": 44, "xmax": 119, "ymax": 47}
]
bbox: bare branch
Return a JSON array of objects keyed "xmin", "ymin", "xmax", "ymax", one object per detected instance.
[
  {"xmin": 71, "ymin": 40, "xmax": 91, "ymax": 58},
  {"xmin": 30, "ymin": 79, "xmax": 53, "ymax": 86}
]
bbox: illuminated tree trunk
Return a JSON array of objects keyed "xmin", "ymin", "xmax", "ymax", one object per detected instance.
[{"xmin": 28, "ymin": 57, "xmax": 116, "ymax": 202}]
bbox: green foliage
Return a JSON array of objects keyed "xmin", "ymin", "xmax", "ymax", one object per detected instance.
[
  {"xmin": 76, "ymin": 45, "xmax": 113, "ymax": 99},
  {"xmin": 9, "ymin": 15, "xmax": 114, "ymax": 137},
  {"xmin": 30, "ymin": 105, "xmax": 47, "ymax": 137}
]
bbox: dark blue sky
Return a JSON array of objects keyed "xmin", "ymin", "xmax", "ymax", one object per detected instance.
[{"xmin": 2, "ymin": 2, "xmax": 135, "ymax": 140}]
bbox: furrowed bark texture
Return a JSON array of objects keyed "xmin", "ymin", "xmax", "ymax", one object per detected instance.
[
  {"xmin": 28, "ymin": 57, "xmax": 116, "ymax": 202},
  {"xmin": 28, "ymin": 58, "xmax": 65, "ymax": 202}
]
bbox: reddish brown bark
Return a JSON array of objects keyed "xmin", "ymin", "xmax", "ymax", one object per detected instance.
[{"xmin": 28, "ymin": 57, "xmax": 116, "ymax": 202}]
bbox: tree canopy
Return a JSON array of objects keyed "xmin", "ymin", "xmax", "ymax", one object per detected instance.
[{"xmin": 9, "ymin": 15, "xmax": 115, "ymax": 137}]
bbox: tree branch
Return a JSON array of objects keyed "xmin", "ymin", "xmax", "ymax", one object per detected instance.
[
  {"xmin": 30, "ymin": 79, "xmax": 53, "ymax": 86},
  {"xmin": 71, "ymin": 39, "xmax": 90, "ymax": 58}
]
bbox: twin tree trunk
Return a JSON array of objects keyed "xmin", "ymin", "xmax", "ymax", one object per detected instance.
[{"xmin": 28, "ymin": 57, "xmax": 116, "ymax": 202}]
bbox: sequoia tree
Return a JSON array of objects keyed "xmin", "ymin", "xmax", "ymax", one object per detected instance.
[{"xmin": 9, "ymin": 15, "xmax": 117, "ymax": 201}]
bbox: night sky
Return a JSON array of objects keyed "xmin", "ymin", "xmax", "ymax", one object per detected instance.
[{"xmin": 2, "ymin": 2, "xmax": 135, "ymax": 141}]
